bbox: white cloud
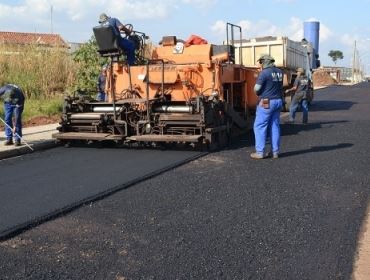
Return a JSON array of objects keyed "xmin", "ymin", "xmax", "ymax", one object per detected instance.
[
  {"xmin": 340, "ymin": 34, "xmax": 357, "ymax": 47},
  {"xmin": 210, "ymin": 17, "xmax": 333, "ymax": 44},
  {"xmin": 238, "ymin": 20, "xmax": 252, "ymax": 31},
  {"xmin": 0, "ymin": 0, "xmax": 87, "ymax": 22},
  {"xmin": 0, "ymin": 3, "xmax": 26, "ymax": 17},
  {"xmin": 25, "ymin": 0, "xmax": 50, "ymax": 14},
  {"xmin": 319, "ymin": 23, "xmax": 333, "ymax": 42},
  {"xmin": 105, "ymin": 0, "xmax": 172, "ymax": 20},
  {"xmin": 103, "ymin": 0, "xmax": 217, "ymax": 20},
  {"xmin": 211, "ymin": 19, "xmax": 276, "ymax": 42},
  {"xmin": 286, "ymin": 17, "xmax": 303, "ymax": 41},
  {"xmin": 0, "ymin": 0, "xmax": 176, "ymax": 22},
  {"xmin": 340, "ymin": 34, "xmax": 370, "ymax": 53},
  {"xmin": 211, "ymin": 19, "xmax": 275, "ymax": 39},
  {"xmin": 54, "ymin": 0, "xmax": 217, "ymax": 21},
  {"xmin": 210, "ymin": 20, "xmax": 227, "ymax": 35},
  {"xmin": 46, "ymin": 0, "xmax": 116, "ymax": 21}
]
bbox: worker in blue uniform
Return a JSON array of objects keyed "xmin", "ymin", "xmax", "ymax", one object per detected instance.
[
  {"xmin": 96, "ymin": 65, "xmax": 107, "ymax": 101},
  {"xmin": 251, "ymin": 54, "xmax": 283, "ymax": 159},
  {"xmin": 0, "ymin": 84, "xmax": 25, "ymax": 146},
  {"xmin": 98, "ymin": 13, "xmax": 135, "ymax": 66}
]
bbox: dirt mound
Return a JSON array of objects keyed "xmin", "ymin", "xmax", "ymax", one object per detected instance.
[
  {"xmin": 0, "ymin": 115, "xmax": 60, "ymax": 131},
  {"xmin": 313, "ymin": 70, "xmax": 338, "ymax": 88},
  {"xmin": 23, "ymin": 115, "xmax": 60, "ymax": 127}
]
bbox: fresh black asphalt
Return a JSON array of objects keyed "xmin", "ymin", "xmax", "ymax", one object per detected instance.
[
  {"xmin": 0, "ymin": 83, "xmax": 370, "ymax": 279},
  {"xmin": 0, "ymin": 148, "xmax": 202, "ymax": 238}
]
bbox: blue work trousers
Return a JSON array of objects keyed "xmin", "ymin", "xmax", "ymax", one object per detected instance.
[
  {"xmin": 4, "ymin": 102, "xmax": 24, "ymax": 141},
  {"xmin": 253, "ymin": 99, "xmax": 283, "ymax": 155},
  {"xmin": 96, "ymin": 92, "xmax": 106, "ymax": 101},
  {"xmin": 118, "ymin": 37, "xmax": 135, "ymax": 65},
  {"xmin": 289, "ymin": 98, "xmax": 308, "ymax": 123}
]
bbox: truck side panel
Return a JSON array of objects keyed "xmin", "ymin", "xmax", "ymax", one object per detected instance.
[{"xmin": 234, "ymin": 37, "xmax": 308, "ymax": 71}]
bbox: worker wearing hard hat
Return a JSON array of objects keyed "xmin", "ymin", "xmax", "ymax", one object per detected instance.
[
  {"xmin": 98, "ymin": 13, "xmax": 135, "ymax": 65},
  {"xmin": 251, "ymin": 54, "xmax": 283, "ymax": 159},
  {"xmin": 286, "ymin": 67, "xmax": 311, "ymax": 124},
  {"xmin": 0, "ymin": 84, "xmax": 25, "ymax": 146}
]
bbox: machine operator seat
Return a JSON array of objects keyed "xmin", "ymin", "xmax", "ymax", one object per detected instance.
[{"xmin": 93, "ymin": 25, "xmax": 124, "ymax": 57}]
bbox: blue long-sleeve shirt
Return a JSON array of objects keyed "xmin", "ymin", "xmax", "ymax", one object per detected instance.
[{"xmin": 0, "ymin": 84, "xmax": 25, "ymax": 105}]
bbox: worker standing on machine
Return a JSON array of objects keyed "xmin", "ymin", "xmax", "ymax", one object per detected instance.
[
  {"xmin": 0, "ymin": 84, "xmax": 25, "ymax": 146},
  {"xmin": 96, "ymin": 65, "xmax": 107, "ymax": 101},
  {"xmin": 98, "ymin": 13, "xmax": 135, "ymax": 66},
  {"xmin": 250, "ymin": 54, "xmax": 283, "ymax": 159}
]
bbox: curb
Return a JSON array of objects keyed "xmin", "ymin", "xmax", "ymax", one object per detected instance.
[{"xmin": 0, "ymin": 140, "xmax": 58, "ymax": 160}]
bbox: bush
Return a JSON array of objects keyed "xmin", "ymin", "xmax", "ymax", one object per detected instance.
[{"xmin": 72, "ymin": 36, "xmax": 108, "ymax": 94}]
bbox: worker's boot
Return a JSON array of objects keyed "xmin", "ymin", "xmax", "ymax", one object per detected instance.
[
  {"xmin": 14, "ymin": 140, "xmax": 21, "ymax": 146},
  {"xmin": 250, "ymin": 152, "xmax": 266, "ymax": 159},
  {"xmin": 4, "ymin": 139, "xmax": 13, "ymax": 146}
]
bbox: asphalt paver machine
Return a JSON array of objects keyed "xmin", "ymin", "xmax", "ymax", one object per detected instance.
[{"xmin": 53, "ymin": 23, "xmax": 259, "ymax": 150}]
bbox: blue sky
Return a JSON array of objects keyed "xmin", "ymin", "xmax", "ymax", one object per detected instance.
[{"xmin": 1, "ymin": 0, "xmax": 370, "ymax": 72}]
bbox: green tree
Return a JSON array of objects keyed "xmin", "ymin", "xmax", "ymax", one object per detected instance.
[
  {"xmin": 72, "ymin": 36, "xmax": 108, "ymax": 94},
  {"xmin": 328, "ymin": 50, "xmax": 344, "ymax": 65}
]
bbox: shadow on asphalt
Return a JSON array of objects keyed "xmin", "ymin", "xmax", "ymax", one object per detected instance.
[
  {"xmin": 223, "ymin": 119, "xmax": 353, "ymax": 155},
  {"xmin": 310, "ymin": 100, "xmax": 356, "ymax": 111},
  {"xmin": 225, "ymin": 130, "xmax": 254, "ymax": 151},
  {"xmin": 281, "ymin": 120, "xmax": 349, "ymax": 137},
  {"xmin": 280, "ymin": 142, "xmax": 353, "ymax": 158}
]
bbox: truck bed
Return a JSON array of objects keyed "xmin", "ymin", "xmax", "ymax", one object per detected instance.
[{"xmin": 233, "ymin": 36, "xmax": 309, "ymax": 70}]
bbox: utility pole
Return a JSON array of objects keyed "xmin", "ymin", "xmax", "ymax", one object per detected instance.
[
  {"xmin": 50, "ymin": 5, "xmax": 53, "ymax": 34},
  {"xmin": 352, "ymin": 40, "xmax": 356, "ymax": 84}
]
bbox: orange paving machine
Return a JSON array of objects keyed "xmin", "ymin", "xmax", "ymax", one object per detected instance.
[{"xmin": 53, "ymin": 23, "xmax": 259, "ymax": 149}]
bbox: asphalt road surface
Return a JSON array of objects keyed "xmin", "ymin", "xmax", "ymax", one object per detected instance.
[
  {"xmin": 1, "ymin": 83, "xmax": 370, "ymax": 279},
  {"xmin": 0, "ymin": 148, "xmax": 203, "ymax": 238}
]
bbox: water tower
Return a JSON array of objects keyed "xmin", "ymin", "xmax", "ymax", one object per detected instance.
[{"xmin": 304, "ymin": 20, "xmax": 320, "ymax": 69}]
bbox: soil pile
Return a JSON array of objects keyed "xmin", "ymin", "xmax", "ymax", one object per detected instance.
[{"xmin": 313, "ymin": 70, "xmax": 337, "ymax": 88}]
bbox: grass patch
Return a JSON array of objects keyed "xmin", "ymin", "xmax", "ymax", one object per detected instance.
[{"xmin": 0, "ymin": 97, "xmax": 63, "ymax": 122}]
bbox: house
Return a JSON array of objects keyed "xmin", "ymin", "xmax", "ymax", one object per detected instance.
[
  {"xmin": 0, "ymin": 31, "xmax": 68, "ymax": 48},
  {"xmin": 68, "ymin": 42, "xmax": 84, "ymax": 53}
]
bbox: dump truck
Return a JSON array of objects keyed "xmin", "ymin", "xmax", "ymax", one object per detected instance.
[
  {"xmin": 233, "ymin": 36, "xmax": 313, "ymax": 110},
  {"xmin": 53, "ymin": 23, "xmax": 259, "ymax": 150}
]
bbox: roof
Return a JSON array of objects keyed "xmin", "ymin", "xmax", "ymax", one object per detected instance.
[{"xmin": 0, "ymin": 31, "xmax": 68, "ymax": 48}]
